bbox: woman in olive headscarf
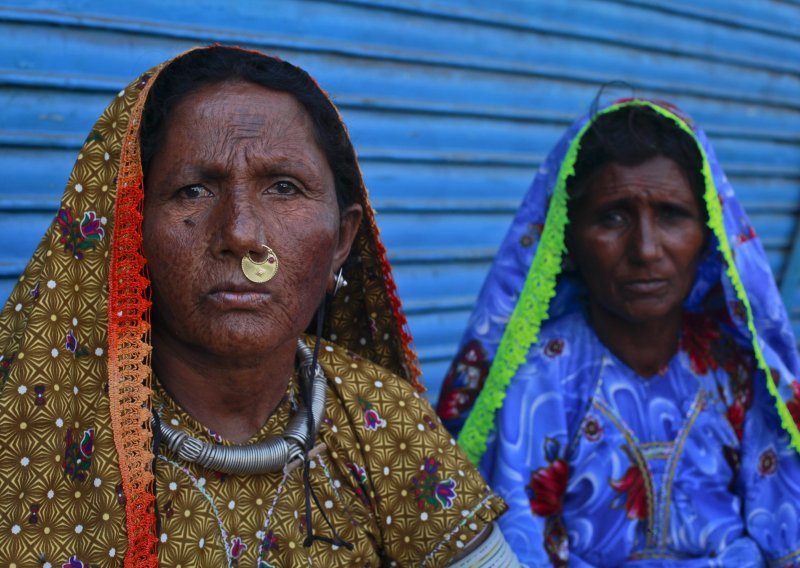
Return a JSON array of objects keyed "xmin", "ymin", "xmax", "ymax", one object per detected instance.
[{"xmin": 0, "ymin": 46, "xmax": 512, "ymax": 567}]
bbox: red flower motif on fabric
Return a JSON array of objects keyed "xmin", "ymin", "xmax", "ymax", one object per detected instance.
[
  {"xmin": 610, "ymin": 464, "xmax": 648, "ymax": 520},
  {"xmin": 736, "ymin": 224, "xmax": 757, "ymax": 245},
  {"xmin": 543, "ymin": 517, "xmax": 569, "ymax": 568},
  {"xmin": 758, "ymin": 448, "xmax": 778, "ymax": 476},
  {"xmin": 411, "ymin": 457, "xmax": 458, "ymax": 511},
  {"xmin": 727, "ymin": 398, "xmax": 747, "ymax": 441},
  {"xmin": 527, "ymin": 437, "xmax": 569, "ymax": 517},
  {"xmin": 437, "ymin": 340, "xmax": 489, "ymax": 422},
  {"xmin": 679, "ymin": 312, "xmax": 720, "ymax": 375}
]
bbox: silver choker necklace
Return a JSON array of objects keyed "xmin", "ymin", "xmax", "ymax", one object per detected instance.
[{"xmin": 154, "ymin": 338, "xmax": 327, "ymax": 475}]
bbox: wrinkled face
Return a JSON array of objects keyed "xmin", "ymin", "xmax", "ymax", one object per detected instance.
[
  {"xmin": 143, "ymin": 81, "xmax": 361, "ymax": 360},
  {"xmin": 568, "ymin": 155, "xmax": 706, "ymax": 325}
]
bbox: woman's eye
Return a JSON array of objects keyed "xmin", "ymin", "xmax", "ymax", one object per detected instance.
[
  {"xmin": 270, "ymin": 181, "xmax": 299, "ymax": 195},
  {"xmin": 660, "ymin": 205, "xmax": 692, "ymax": 220},
  {"xmin": 599, "ymin": 210, "xmax": 626, "ymax": 227},
  {"xmin": 178, "ymin": 185, "xmax": 212, "ymax": 199}
]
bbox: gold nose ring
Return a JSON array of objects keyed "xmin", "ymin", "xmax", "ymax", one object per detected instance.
[{"xmin": 241, "ymin": 245, "xmax": 279, "ymax": 283}]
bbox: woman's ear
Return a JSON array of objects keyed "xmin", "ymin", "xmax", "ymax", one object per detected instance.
[{"xmin": 332, "ymin": 203, "xmax": 363, "ymax": 271}]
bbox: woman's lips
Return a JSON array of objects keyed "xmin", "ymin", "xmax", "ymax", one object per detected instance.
[
  {"xmin": 207, "ymin": 286, "xmax": 272, "ymax": 308},
  {"xmin": 622, "ymin": 279, "xmax": 669, "ymax": 294}
]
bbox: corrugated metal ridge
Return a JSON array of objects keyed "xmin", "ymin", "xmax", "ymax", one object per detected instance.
[
  {"xmin": 5, "ymin": 89, "xmax": 799, "ymax": 144},
  {"xmin": 3, "ymin": 73, "xmax": 800, "ymax": 143},
  {"xmin": 604, "ymin": 0, "xmax": 800, "ymax": 42},
  {"xmin": 2, "ymin": 7, "xmax": 800, "ymax": 110},
  {"xmin": 326, "ymin": 0, "xmax": 800, "ymax": 76},
  {"xmin": 2, "ymin": 132, "xmax": 799, "ymax": 177},
  {"xmin": 403, "ymin": 296, "xmax": 478, "ymax": 314}
]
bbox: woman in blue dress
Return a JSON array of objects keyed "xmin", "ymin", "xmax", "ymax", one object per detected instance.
[{"xmin": 437, "ymin": 99, "xmax": 800, "ymax": 566}]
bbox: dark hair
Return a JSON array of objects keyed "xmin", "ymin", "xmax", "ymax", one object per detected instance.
[
  {"xmin": 140, "ymin": 46, "xmax": 361, "ymax": 210},
  {"xmin": 568, "ymin": 104, "xmax": 706, "ymax": 212}
]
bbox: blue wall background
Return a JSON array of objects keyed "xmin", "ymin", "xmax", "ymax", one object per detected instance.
[{"xmin": 2, "ymin": 0, "xmax": 799, "ymax": 401}]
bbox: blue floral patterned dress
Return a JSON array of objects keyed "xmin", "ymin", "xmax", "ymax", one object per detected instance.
[
  {"xmin": 481, "ymin": 309, "xmax": 800, "ymax": 565},
  {"xmin": 437, "ymin": 100, "xmax": 800, "ymax": 566}
]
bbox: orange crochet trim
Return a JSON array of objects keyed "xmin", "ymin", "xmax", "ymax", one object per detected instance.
[
  {"xmin": 108, "ymin": 73, "xmax": 160, "ymax": 567},
  {"xmin": 358, "ymin": 183, "xmax": 424, "ymax": 391}
]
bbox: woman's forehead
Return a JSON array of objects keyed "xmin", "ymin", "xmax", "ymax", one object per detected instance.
[
  {"xmin": 149, "ymin": 82, "xmax": 333, "ymax": 185},
  {"xmin": 580, "ymin": 157, "xmax": 697, "ymax": 205}
]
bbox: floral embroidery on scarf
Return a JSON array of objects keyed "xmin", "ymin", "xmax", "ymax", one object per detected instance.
[
  {"xmin": 30, "ymin": 282, "xmax": 40, "ymax": 299},
  {"xmin": 61, "ymin": 555, "xmax": 84, "ymax": 568},
  {"xmin": 34, "ymin": 384, "xmax": 46, "ymax": 406},
  {"xmin": 65, "ymin": 330, "xmax": 89, "ymax": 358},
  {"xmin": 758, "ymin": 448, "xmax": 778, "ymax": 476},
  {"xmin": 736, "ymin": 223, "xmax": 757, "ymax": 245},
  {"xmin": 28, "ymin": 503, "xmax": 40, "ymax": 524},
  {"xmin": 63, "ymin": 427, "xmax": 94, "ymax": 482},
  {"xmin": 230, "ymin": 535, "xmax": 247, "ymax": 562},
  {"xmin": 0, "ymin": 353, "xmax": 15, "ymax": 386},
  {"xmin": 56, "ymin": 208, "xmax": 105, "ymax": 260},
  {"xmin": 422, "ymin": 414, "xmax": 438, "ymax": 430},
  {"xmin": 527, "ymin": 437, "xmax": 569, "ymax": 517},
  {"xmin": 411, "ymin": 457, "xmax": 458, "ymax": 511},
  {"xmin": 346, "ymin": 462, "xmax": 371, "ymax": 506},
  {"xmin": 258, "ymin": 529, "xmax": 280, "ymax": 568},
  {"xmin": 358, "ymin": 396, "xmax": 387, "ymax": 431},
  {"xmin": 115, "ymin": 483, "xmax": 126, "ymax": 506},
  {"xmin": 136, "ymin": 72, "xmax": 152, "ymax": 90}
]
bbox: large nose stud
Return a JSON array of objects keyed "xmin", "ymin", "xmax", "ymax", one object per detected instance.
[{"xmin": 241, "ymin": 245, "xmax": 279, "ymax": 283}]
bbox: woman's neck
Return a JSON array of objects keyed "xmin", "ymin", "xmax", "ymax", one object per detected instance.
[
  {"xmin": 588, "ymin": 303, "xmax": 682, "ymax": 378},
  {"xmin": 151, "ymin": 328, "xmax": 296, "ymax": 443}
]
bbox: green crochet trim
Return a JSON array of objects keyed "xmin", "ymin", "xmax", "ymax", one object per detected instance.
[{"xmin": 458, "ymin": 100, "xmax": 800, "ymax": 465}]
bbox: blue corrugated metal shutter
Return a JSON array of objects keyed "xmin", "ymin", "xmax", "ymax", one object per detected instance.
[{"xmin": 1, "ymin": 0, "xmax": 799, "ymax": 401}]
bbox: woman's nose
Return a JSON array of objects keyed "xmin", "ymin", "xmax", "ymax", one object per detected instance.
[
  {"xmin": 215, "ymin": 191, "xmax": 265, "ymax": 258},
  {"xmin": 630, "ymin": 215, "xmax": 662, "ymax": 263}
]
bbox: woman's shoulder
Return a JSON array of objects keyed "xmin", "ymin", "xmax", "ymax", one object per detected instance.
[
  {"xmin": 315, "ymin": 337, "xmax": 415, "ymax": 395},
  {"xmin": 314, "ymin": 337, "xmax": 508, "ymax": 566},
  {"xmin": 512, "ymin": 310, "xmax": 601, "ymax": 386}
]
